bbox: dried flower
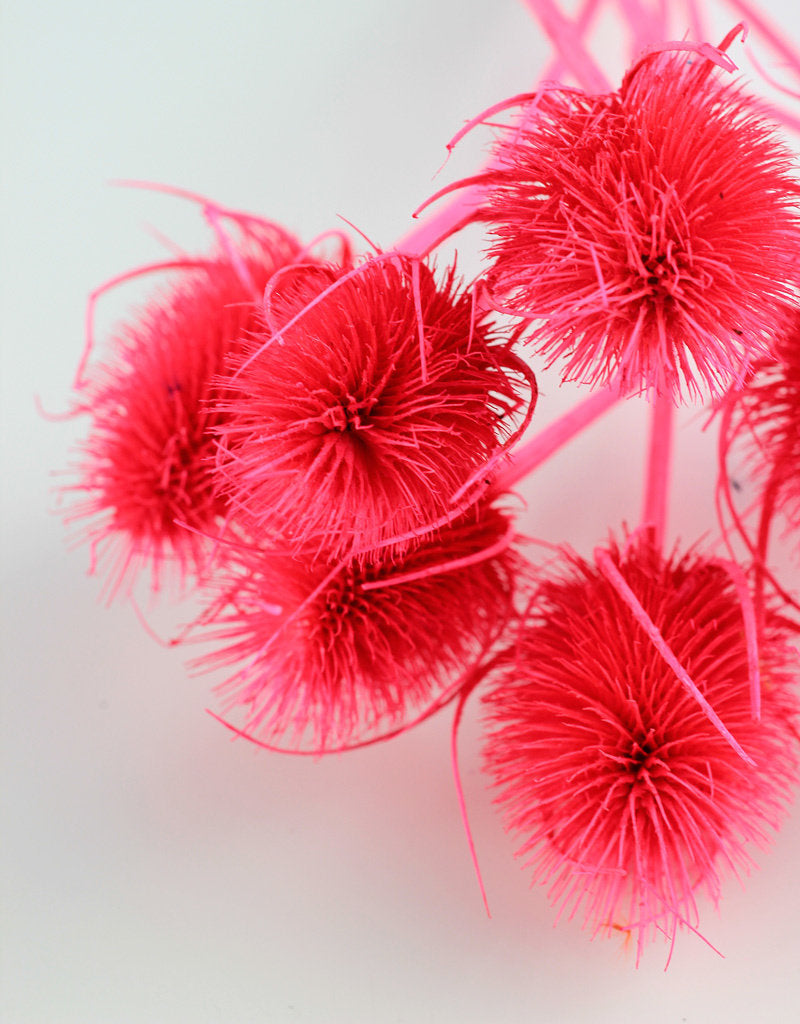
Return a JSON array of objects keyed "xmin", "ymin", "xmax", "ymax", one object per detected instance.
[
  {"xmin": 67, "ymin": 225, "xmax": 303, "ymax": 597},
  {"xmin": 481, "ymin": 47, "xmax": 800, "ymax": 399},
  {"xmin": 214, "ymin": 256, "xmax": 535, "ymax": 562},
  {"xmin": 200, "ymin": 499, "xmax": 521, "ymax": 749},
  {"xmin": 483, "ymin": 533, "xmax": 799, "ymax": 961}
]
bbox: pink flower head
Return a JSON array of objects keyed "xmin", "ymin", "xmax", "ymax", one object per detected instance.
[
  {"xmin": 67, "ymin": 224, "xmax": 303, "ymax": 597},
  {"xmin": 214, "ymin": 256, "xmax": 535, "ymax": 561},
  {"xmin": 201, "ymin": 499, "xmax": 520, "ymax": 749},
  {"xmin": 483, "ymin": 533, "xmax": 799, "ymax": 961},
  {"xmin": 481, "ymin": 46, "xmax": 800, "ymax": 400}
]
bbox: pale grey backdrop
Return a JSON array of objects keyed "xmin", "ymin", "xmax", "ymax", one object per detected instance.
[{"xmin": 3, "ymin": 1, "xmax": 800, "ymax": 1021}]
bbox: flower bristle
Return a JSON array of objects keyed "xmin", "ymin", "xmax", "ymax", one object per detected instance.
[
  {"xmin": 483, "ymin": 533, "xmax": 800, "ymax": 961},
  {"xmin": 199, "ymin": 499, "xmax": 522, "ymax": 749},
  {"xmin": 729, "ymin": 310, "xmax": 800, "ymax": 554},
  {"xmin": 66, "ymin": 227, "xmax": 303, "ymax": 598},
  {"xmin": 214, "ymin": 256, "xmax": 533, "ymax": 562},
  {"xmin": 482, "ymin": 49, "xmax": 800, "ymax": 400}
]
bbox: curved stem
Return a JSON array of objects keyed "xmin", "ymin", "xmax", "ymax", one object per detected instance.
[
  {"xmin": 451, "ymin": 678, "xmax": 491, "ymax": 917},
  {"xmin": 640, "ymin": 392, "xmax": 674, "ymax": 550}
]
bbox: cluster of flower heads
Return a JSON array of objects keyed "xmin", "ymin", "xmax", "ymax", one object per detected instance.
[
  {"xmin": 66, "ymin": 191, "xmax": 536, "ymax": 747},
  {"xmin": 61, "ymin": 5, "xmax": 800, "ymax": 964}
]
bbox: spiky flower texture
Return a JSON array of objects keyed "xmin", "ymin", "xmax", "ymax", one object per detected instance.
[
  {"xmin": 483, "ymin": 535, "xmax": 799, "ymax": 960},
  {"xmin": 483, "ymin": 48, "xmax": 800, "ymax": 399},
  {"xmin": 202, "ymin": 501, "xmax": 520, "ymax": 748},
  {"xmin": 216, "ymin": 257, "xmax": 533, "ymax": 560},
  {"xmin": 69, "ymin": 227, "xmax": 302, "ymax": 596}
]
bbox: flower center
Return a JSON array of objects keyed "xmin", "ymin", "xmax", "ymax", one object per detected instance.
[
  {"xmin": 313, "ymin": 562, "xmax": 383, "ymax": 646},
  {"xmin": 639, "ymin": 252, "xmax": 678, "ymax": 299},
  {"xmin": 318, "ymin": 393, "xmax": 377, "ymax": 434},
  {"xmin": 625, "ymin": 729, "xmax": 660, "ymax": 781}
]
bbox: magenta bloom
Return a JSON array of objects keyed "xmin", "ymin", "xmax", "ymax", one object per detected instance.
[
  {"xmin": 482, "ymin": 48, "xmax": 800, "ymax": 399},
  {"xmin": 215, "ymin": 256, "xmax": 535, "ymax": 561},
  {"xmin": 483, "ymin": 534, "xmax": 799, "ymax": 960},
  {"xmin": 68, "ymin": 226, "xmax": 302, "ymax": 596},
  {"xmin": 201, "ymin": 500, "xmax": 520, "ymax": 749}
]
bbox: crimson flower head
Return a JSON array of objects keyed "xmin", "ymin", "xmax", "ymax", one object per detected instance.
[
  {"xmin": 200, "ymin": 499, "xmax": 520, "ymax": 749},
  {"xmin": 483, "ymin": 533, "xmax": 799, "ymax": 961},
  {"xmin": 481, "ymin": 45, "xmax": 800, "ymax": 400},
  {"xmin": 68, "ymin": 223, "xmax": 303, "ymax": 597},
  {"xmin": 214, "ymin": 256, "xmax": 535, "ymax": 561}
]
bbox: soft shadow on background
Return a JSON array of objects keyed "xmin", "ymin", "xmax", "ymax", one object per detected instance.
[{"xmin": 3, "ymin": 1, "xmax": 800, "ymax": 1021}]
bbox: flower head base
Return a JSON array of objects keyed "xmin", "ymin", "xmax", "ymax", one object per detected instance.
[
  {"xmin": 483, "ymin": 533, "xmax": 799, "ymax": 962},
  {"xmin": 215, "ymin": 256, "xmax": 535, "ymax": 562},
  {"xmin": 482, "ymin": 47, "xmax": 800, "ymax": 400},
  {"xmin": 67, "ymin": 225, "xmax": 303, "ymax": 597},
  {"xmin": 201, "ymin": 499, "xmax": 521, "ymax": 749}
]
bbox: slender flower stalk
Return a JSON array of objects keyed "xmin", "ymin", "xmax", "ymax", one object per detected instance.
[
  {"xmin": 521, "ymin": 0, "xmax": 613, "ymax": 93},
  {"xmin": 640, "ymin": 392, "xmax": 674, "ymax": 548},
  {"xmin": 492, "ymin": 387, "xmax": 620, "ymax": 493}
]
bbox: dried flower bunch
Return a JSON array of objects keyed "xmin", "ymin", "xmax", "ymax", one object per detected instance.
[{"xmin": 59, "ymin": 0, "xmax": 800, "ymax": 964}]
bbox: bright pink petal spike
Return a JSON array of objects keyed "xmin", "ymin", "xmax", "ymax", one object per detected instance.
[{"xmin": 483, "ymin": 533, "xmax": 799, "ymax": 962}]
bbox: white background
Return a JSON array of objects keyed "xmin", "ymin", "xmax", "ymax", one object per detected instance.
[{"xmin": 3, "ymin": 1, "xmax": 800, "ymax": 1021}]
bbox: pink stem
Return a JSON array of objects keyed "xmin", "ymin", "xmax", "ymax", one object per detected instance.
[
  {"xmin": 683, "ymin": 0, "xmax": 706, "ymax": 43},
  {"xmin": 594, "ymin": 547, "xmax": 755, "ymax": 765},
  {"xmin": 617, "ymin": 0, "xmax": 663, "ymax": 53},
  {"xmin": 640, "ymin": 392, "xmax": 674, "ymax": 549},
  {"xmin": 713, "ymin": 558, "xmax": 761, "ymax": 721},
  {"xmin": 493, "ymin": 387, "xmax": 620, "ymax": 492},
  {"xmin": 521, "ymin": 0, "xmax": 613, "ymax": 93}
]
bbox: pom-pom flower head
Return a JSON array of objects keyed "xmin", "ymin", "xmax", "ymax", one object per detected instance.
[
  {"xmin": 68, "ymin": 221, "xmax": 305, "ymax": 597},
  {"xmin": 215, "ymin": 256, "xmax": 536, "ymax": 561},
  {"xmin": 481, "ymin": 43, "xmax": 800, "ymax": 399},
  {"xmin": 201, "ymin": 499, "xmax": 521, "ymax": 749},
  {"xmin": 483, "ymin": 533, "xmax": 799, "ymax": 962}
]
